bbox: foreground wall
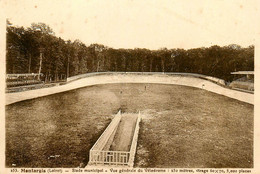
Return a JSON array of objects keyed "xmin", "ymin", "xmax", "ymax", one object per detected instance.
[{"xmin": 6, "ymin": 72, "xmax": 254, "ymax": 105}]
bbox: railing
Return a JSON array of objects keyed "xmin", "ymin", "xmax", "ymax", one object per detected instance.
[
  {"xmin": 90, "ymin": 150, "xmax": 130, "ymax": 166},
  {"xmin": 88, "ymin": 110, "xmax": 122, "ymax": 165},
  {"xmin": 88, "ymin": 111, "xmax": 142, "ymax": 167}
]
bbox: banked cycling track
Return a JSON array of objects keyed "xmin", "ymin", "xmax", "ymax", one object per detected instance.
[{"xmin": 5, "ymin": 72, "xmax": 254, "ymax": 105}]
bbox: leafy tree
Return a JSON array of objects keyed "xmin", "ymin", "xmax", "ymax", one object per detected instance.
[{"xmin": 6, "ymin": 21, "xmax": 254, "ymax": 83}]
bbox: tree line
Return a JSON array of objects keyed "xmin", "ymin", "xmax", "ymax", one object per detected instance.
[{"xmin": 6, "ymin": 22, "xmax": 254, "ymax": 82}]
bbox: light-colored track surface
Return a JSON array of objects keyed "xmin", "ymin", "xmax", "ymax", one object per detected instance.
[{"xmin": 6, "ymin": 73, "xmax": 254, "ymax": 105}]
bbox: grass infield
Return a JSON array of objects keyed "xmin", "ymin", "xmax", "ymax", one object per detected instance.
[{"xmin": 6, "ymin": 83, "xmax": 253, "ymax": 168}]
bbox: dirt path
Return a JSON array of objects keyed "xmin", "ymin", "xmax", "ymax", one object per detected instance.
[{"xmin": 110, "ymin": 113, "xmax": 138, "ymax": 151}]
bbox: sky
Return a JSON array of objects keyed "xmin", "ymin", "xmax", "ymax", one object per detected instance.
[{"xmin": 2, "ymin": 0, "xmax": 259, "ymax": 50}]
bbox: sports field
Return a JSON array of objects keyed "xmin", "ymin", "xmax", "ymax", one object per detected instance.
[{"xmin": 5, "ymin": 83, "xmax": 253, "ymax": 168}]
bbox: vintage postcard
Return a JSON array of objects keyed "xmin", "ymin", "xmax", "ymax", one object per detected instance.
[{"xmin": 0, "ymin": 0, "xmax": 259, "ymax": 174}]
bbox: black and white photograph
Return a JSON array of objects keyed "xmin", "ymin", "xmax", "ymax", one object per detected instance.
[{"xmin": 0, "ymin": 0, "xmax": 259, "ymax": 173}]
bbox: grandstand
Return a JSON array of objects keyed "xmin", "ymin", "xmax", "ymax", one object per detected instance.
[
  {"xmin": 230, "ymin": 71, "xmax": 254, "ymax": 92},
  {"xmin": 6, "ymin": 73, "xmax": 43, "ymax": 88}
]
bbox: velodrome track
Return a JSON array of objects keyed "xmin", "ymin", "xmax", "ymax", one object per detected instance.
[{"xmin": 5, "ymin": 73, "xmax": 254, "ymax": 105}]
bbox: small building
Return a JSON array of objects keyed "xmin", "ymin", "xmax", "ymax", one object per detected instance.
[{"xmin": 230, "ymin": 71, "xmax": 254, "ymax": 92}]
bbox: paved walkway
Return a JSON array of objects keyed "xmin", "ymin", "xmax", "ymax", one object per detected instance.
[
  {"xmin": 6, "ymin": 74, "xmax": 254, "ymax": 105},
  {"xmin": 110, "ymin": 114, "xmax": 138, "ymax": 151}
]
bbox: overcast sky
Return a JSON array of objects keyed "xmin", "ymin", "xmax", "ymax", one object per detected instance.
[{"xmin": 2, "ymin": 0, "xmax": 258, "ymax": 49}]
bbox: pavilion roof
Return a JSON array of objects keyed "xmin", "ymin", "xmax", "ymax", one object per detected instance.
[{"xmin": 231, "ymin": 71, "xmax": 254, "ymax": 75}]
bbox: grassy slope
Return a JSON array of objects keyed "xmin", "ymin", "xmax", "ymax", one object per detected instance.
[
  {"xmin": 6, "ymin": 83, "xmax": 253, "ymax": 168},
  {"xmin": 5, "ymin": 86, "xmax": 121, "ymax": 167},
  {"xmin": 132, "ymin": 84, "xmax": 253, "ymax": 168}
]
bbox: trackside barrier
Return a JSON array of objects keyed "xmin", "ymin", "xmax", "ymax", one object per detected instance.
[
  {"xmin": 88, "ymin": 111, "xmax": 142, "ymax": 167},
  {"xmin": 67, "ymin": 72, "xmax": 226, "ymax": 86}
]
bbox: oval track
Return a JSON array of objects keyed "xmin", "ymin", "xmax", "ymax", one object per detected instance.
[{"xmin": 6, "ymin": 73, "xmax": 254, "ymax": 105}]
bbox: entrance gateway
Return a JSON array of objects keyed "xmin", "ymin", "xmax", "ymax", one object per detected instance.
[{"xmin": 87, "ymin": 110, "xmax": 142, "ymax": 167}]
